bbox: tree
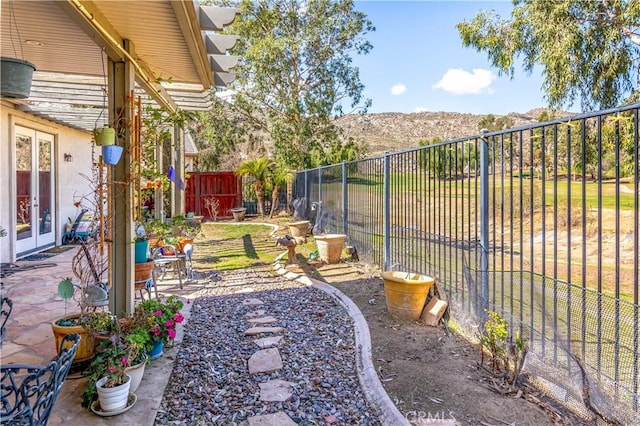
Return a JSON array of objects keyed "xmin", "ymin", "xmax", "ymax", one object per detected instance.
[
  {"xmin": 236, "ymin": 158, "xmax": 273, "ymax": 216},
  {"xmin": 457, "ymin": 0, "xmax": 640, "ymax": 111},
  {"xmin": 209, "ymin": 0, "xmax": 374, "ymax": 169},
  {"xmin": 478, "ymin": 114, "xmax": 514, "ymax": 132},
  {"xmin": 267, "ymin": 162, "xmax": 295, "ymax": 218}
]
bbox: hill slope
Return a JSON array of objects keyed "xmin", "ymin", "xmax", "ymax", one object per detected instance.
[{"xmin": 335, "ymin": 109, "xmax": 559, "ymax": 155}]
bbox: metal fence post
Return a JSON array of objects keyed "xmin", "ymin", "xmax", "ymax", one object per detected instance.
[
  {"xmin": 479, "ymin": 131, "xmax": 490, "ymax": 322},
  {"xmin": 342, "ymin": 161, "xmax": 348, "ymax": 235},
  {"xmin": 383, "ymin": 152, "xmax": 390, "ymax": 271}
]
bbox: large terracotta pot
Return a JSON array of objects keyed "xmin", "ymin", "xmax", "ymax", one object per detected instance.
[
  {"xmin": 381, "ymin": 271, "xmax": 435, "ymax": 321},
  {"xmin": 134, "ymin": 260, "xmax": 155, "ymax": 283},
  {"xmin": 314, "ymin": 234, "xmax": 346, "ymax": 264},
  {"xmin": 287, "ymin": 221, "xmax": 310, "ymax": 237},
  {"xmin": 51, "ymin": 313, "xmax": 95, "ymax": 364}
]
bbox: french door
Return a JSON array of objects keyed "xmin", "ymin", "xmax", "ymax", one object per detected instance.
[{"xmin": 15, "ymin": 125, "xmax": 56, "ymax": 255}]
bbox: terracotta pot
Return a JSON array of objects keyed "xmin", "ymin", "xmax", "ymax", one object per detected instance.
[
  {"xmin": 382, "ymin": 271, "xmax": 435, "ymax": 321},
  {"xmin": 50, "ymin": 314, "xmax": 95, "ymax": 364},
  {"xmin": 178, "ymin": 238, "xmax": 194, "ymax": 253},
  {"xmin": 134, "ymin": 260, "xmax": 154, "ymax": 283},
  {"xmin": 314, "ymin": 234, "xmax": 346, "ymax": 264},
  {"xmin": 287, "ymin": 221, "xmax": 310, "ymax": 237}
]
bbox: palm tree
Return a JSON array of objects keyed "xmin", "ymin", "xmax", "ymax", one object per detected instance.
[
  {"xmin": 236, "ymin": 158, "xmax": 273, "ymax": 216},
  {"xmin": 268, "ymin": 162, "xmax": 295, "ymax": 219}
]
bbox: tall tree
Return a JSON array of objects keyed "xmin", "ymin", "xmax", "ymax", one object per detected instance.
[
  {"xmin": 236, "ymin": 158, "xmax": 273, "ymax": 216},
  {"xmin": 457, "ymin": 0, "xmax": 640, "ymax": 111},
  {"xmin": 209, "ymin": 0, "xmax": 374, "ymax": 169}
]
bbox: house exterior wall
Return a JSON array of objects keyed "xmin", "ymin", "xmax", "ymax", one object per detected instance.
[{"xmin": 1, "ymin": 101, "xmax": 94, "ymax": 263}]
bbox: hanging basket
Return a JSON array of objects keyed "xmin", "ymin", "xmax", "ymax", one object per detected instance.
[
  {"xmin": 102, "ymin": 145, "xmax": 124, "ymax": 165},
  {"xmin": 95, "ymin": 125, "xmax": 116, "ymax": 146},
  {"xmin": 0, "ymin": 57, "xmax": 36, "ymax": 99}
]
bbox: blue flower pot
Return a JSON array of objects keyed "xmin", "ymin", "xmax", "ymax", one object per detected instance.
[
  {"xmin": 147, "ymin": 340, "xmax": 164, "ymax": 360},
  {"xmin": 135, "ymin": 239, "xmax": 150, "ymax": 263},
  {"xmin": 102, "ymin": 145, "xmax": 123, "ymax": 165}
]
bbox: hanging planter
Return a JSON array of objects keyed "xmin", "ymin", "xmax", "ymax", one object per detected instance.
[
  {"xmin": 94, "ymin": 125, "xmax": 116, "ymax": 146},
  {"xmin": 102, "ymin": 145, "xmax": 124, "ymax": 165},
  {"xmin": 0, "ymin": 57, "xmax": 36, "ymax": 99}
]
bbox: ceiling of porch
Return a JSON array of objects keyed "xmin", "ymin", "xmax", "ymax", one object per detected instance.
[{"xmin": 1, "ymin": 0, "xmax": 238, "ymax": 131}]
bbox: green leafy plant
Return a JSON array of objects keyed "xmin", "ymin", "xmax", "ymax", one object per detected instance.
[
  {"xmin": 479, "ymin": 311, "xmax": 528, "ymax": 387},
  {"xmin": 81, "ymin": 315, "xmax": 149, "ymax": 410},
  {"xmin": 131, "ymin": 296, "xmax": 184, "ymax": 348}
]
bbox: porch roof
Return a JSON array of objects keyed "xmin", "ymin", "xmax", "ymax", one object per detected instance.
[{"xmin": 1, "ymin": 0, "xmax": 238, "ymax": 131}]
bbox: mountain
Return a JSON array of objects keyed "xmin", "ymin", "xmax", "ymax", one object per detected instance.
[{"xmin": 335, "ymin": 108, "xmax": 564, "ymax": 155}]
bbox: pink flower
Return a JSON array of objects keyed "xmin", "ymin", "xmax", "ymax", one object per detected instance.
[
  {"xmin": 155, "ymin": 310, "xmax": 163, "ymax": 316},
  {"xmin": 121, "ymin": 357, "xmax": 128, "ymax": 366},
  {"xmin": 168, "ymin": 328, "xmax": 176, "ymax": 339},
  {"xmin": 174, "ymin": 312, "xmax": 184, "ymax": 323},
  {"xmin": 165, "ymin": 319, "xmax": 174, "ymax": 328},
  {"xmin": 108, "ymin": 366, "xmax": 116, "ymax": 373},
  {"xmin": 152, "ymin": 325, "xmax": 161, "ymax": 336}
]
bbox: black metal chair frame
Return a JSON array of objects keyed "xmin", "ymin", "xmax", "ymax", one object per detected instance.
[
  {"xmin": 0, "ymin": 296, "xmax": 13, "ymax": 346},
  {"xmin": 1, "ymin": 333, "xmax": 80, "ymax": 425}
]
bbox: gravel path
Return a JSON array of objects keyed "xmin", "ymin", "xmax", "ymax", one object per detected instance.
[{"xmin": 156, "ymin": 267, "xmax": 381, "ymax": 425}]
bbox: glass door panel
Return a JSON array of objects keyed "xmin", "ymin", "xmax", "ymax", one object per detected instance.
[
  {"xmin": 15, "ymin": 131, "xmax": 32, "ymax": 242},
  {"xmin": 15, "ymin": 126, "xmax": 56, "ymax": 255}
]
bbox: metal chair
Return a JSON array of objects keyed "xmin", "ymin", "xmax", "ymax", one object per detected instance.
[
  {"xmin": 0, "ymin": 296, "xmax": 13, "ymax": 347},
  {"xmin": 152, "ymin": 245, "xmax": 186, "ymax": 289},
  {"xmin": 1, "ymin": 334, "xmax": 80, "ymax": 425}
]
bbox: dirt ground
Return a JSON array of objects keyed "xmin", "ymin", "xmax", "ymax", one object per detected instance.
[{"xmin": 291, "ymin": 259, "xmax": 591, "ymax": 426}]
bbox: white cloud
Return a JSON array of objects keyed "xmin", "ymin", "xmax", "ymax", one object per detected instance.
[
  {"xmin": 433, "ymin": 68, "xmax": 496, "ymax": 95},
  {"xmin": 391, "ymin": 83, "xmax": 407, "ymax": 96},
  {"xmin": 414, "ymin": 106, "xmax": 428, "ymax": 113}
]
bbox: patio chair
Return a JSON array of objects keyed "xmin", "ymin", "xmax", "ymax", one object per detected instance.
[
  {"xmin": 152, "ymin": 245, "xmax": 186, "ymax": 289},
  {"xmin": 0, "ymin": 296, "xmax": 13, "ymax": 346},
  {"xmin": 0, "ymin": 333, "xmax": 80, "ymax": 425}
]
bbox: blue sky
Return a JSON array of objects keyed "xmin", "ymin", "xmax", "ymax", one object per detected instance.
[{"xmin": 351, "ymin": 1, "xmax": 551, "ymax": 115}]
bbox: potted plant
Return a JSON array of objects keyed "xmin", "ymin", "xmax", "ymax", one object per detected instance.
[
  {"xmin": 169, "ymin": 215, "xmax": 201, "ymax": 252},
  {"xmin": 51, "ymin": 273, "xmax": 109, "ymax": 364},
  {"xmin": 82, "ymin": 316, "xmax": 150, "ymax": 411},
  {"xmin": 132, "ymin": 296, "xmax": 184, "ymax": 360}
]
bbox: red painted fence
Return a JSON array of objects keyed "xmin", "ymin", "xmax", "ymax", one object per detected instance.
[{"xmin": 185, "ymin": 172, "xmax": 241, "ymax": 219}]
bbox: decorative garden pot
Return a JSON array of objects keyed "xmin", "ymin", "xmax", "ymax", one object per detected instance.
[
  {"xmin": 287, "ymin": 221, "xmax": 310, "ymax": 238},
  {"xmin": 94, "ymin": 125, "xmax": 116, "ymax": 146},
  {"xmin": 0, "ymin": 57, "xmax": 36, "ymax": 99},
  {"xmin": 147, "ymin": 340, "xmax": 164, "ymax": 360},
  {"xmin": 134, "ymin": 239, "xmax": 150, "ymax": 264},
  {"xmin": 314, "ymin": 234, "xmax": 346, "ymax": 264},
  {"xmin": 96, "ymin": 374, "xmax": 131, "ymax": 412},
  {"xmin": 50, "ymin": 313, "xmax": 95, "ymax": 364},
  {"xmin": 134, "ymin": 259, "xmax": 154, "ymax": 283},
  {"xmin": 230, "ymin": 207, "xmax": 246, "ymax": 222},
  {"xmin": 124, "ymin": 360, "xmax": 147, "ymax": 393},
  {"xmin": 102, "ymin": 145, "xmax": 123, "ymax": 165},
  {"xmin": 381, "ymin": 271, "xmax": 435, "ymax": 321}
]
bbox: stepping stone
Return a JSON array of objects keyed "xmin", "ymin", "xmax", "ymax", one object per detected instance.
[
  {"xmin": 248, "ymin": 348, "xmax": 283, "ymax": 374},
  {"xmin": 244, "ymin": 326, "xmax": 284, "ymax": 336},
  {"xmin": 248, "ymin": 316, "xmax": 277, "ymax": 324},
  {"xmin": 247, "ymin": 411, "xmax": 297, "ymax": 426},
  {"xmin": 259, "ymin": 379, "xmax": 296, "ymax": 402},
  {"xmin": 242, "ymin": 298, "xmax": 264, "ymax": 306},
  {"xmin": 254, "ymin": 336, "xmax": 283, "ymax": 348},
  {"xmin": 245, "ymin": 309, "xmax": 266, "ymax": 318}
]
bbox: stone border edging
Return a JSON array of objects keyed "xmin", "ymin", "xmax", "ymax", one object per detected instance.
[{"xmin": 273, "ymin": 254, "xmax": 410, "ymax": 426}]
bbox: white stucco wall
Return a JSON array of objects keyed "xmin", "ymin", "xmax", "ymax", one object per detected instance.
[{"xmin": 1, "ymin": 101, "xmax": 94, "ymax": 263}]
